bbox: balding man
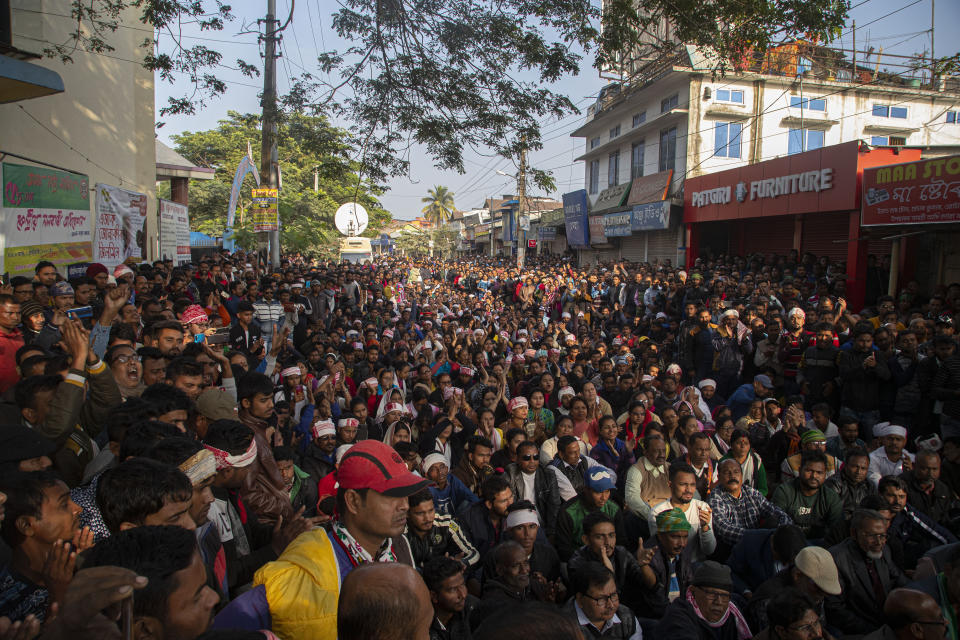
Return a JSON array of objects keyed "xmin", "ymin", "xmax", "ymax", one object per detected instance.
[
  {"xmin": 338, "ymin": 563, "xmax": 433, "ymax": 640},
  {"xmin": 862, "ymin": 588, "xmax": 947, "ymax": 640}
]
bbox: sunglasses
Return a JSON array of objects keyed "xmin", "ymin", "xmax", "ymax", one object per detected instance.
[{"xmin": 519, "ymin": 454, "xmax": 538, "ymax": 461}]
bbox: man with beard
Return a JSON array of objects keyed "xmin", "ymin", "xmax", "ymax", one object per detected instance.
[
  {"xmin": 879, "ymin": 475, "xmax": 956, "ymax": 571},
  {"xmin": 568, "ymin": 511, "xmax": 649, "ymax": 613},
  {"xmin": 299, "ymin": 420, "xmax": 337, "ymax": 487},
  {"xmin": 772, "ymin": 451, "xmax": 843, "ymax": 541},
  {"xmin": 827, "ymin": 508, "xmax": 909, "ymax": 635},
  {"xmin": 403, "ymin": 489, "xmax": 479, "ymax": 571},
  {"xmin": 237, "ymin": 372, "xmax": 295, "ymax": 525},
  {"xmin": 496, "ymin": 502, "xmax": 563, "ymax": 585},
  {"xmin": 555, "ymin": 466, "xmax": 626, "ymax": 562},
  {"xmin": 901, "ymin": 450, "xmax": 958, "ymax": 531},
  {"xmin": 824, "ymin": 448, "xmax": 876, "ymax": 522},
  {"xmin": 648, "ymin": 461, "xmax": 716, "ymax": 561},
  {"xmin": 252, "ymin": 440, "xmax": 428, "ymax": 638},
  {"xmin": 504, "ymin": 441, "xmax": 561, "ymax": 538},
  {"xmin": 274, "ymin": 446, "xmax": 318, "ymax": 518},
  {"xmin": 779, "ymin": 307, "xmax": 815, "ymax": 394},
  {"xmin": 453, "ymin": 435, "xmax": 495, "ymax": 498},
  {"xmin": 423, "ymin": 556, "xmax": 478, "ymax": 640},
  {"xmin": 710, "ymin": 458, "xmax": 793, "ymax": 548},
  {"xmin": 422, "ymin": 454, "xmax": 479, "ymax": 519},
  {"xmin": 472, "ymin": 541, "xmax": 536, "ymax": 627}
]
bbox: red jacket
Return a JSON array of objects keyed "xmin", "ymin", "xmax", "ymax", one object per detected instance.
[{"xmin": 0, "ymin": 329, "xmax": 24, "ymax": 394}]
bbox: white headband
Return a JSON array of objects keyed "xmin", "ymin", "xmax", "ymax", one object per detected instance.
[
  {"xmin": 281, "ymin": 366, "xmax": 301, "ymax": 378},
  {"xmin": 505, "ymin": 509, "xmax": 540, "ymax": 530},
  {"xmin": 203, "ymin": 439, "xmax": 258, "ymax": 470},
  {"xmin": 313, "ymin": 420, "xmax": 336, "ymax": 438},
  {"xmin": 698, "ymin": 379, "xmax": 716, "ymax": 390},
  {"xmin": 874, "ymin": 422, "xmax": 907, "ymax": 438}
]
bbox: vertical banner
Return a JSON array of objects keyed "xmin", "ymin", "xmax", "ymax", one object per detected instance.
[
  {"xmin": 94, "ymin": 184, "xmax": 147, "ymax": 269},
  {"xmin": 562, "ymin": 189, "xmax": 590, "ymax": 247},
  {"xmin": 159, "ymin": 199, "xmax": 191, "ymax": 265},
  {"xmin": 251, "ymin": 188, "xmax": 279, "ymax": 232},
  {"xmin": 1, "ymin": 163, "xmax": 92, "ymax": 276}
]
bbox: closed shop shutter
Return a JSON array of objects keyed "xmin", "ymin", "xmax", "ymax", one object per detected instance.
[
  {"xmin": 579, "ymin": 249, "xmax": 598, "ymax": 265},
  {"xmin": 742, "ymin": 216, "xmax": 794, "ymax": 256},
  {"xmin": 801, "ymin": 212, "xmax": 850, "ymax": 263},
  {"xmin": 648, "ymin": 227, "xmax": 680, "ymax": 266},
  {"xmin": 867, "ymin": 232, "xmax": 892, "ymax": 258},
  {"xmin": 598, "ymin": 246, "xmax": 620, "ymax": 263},
  {"xmin": 621, "ymin": 235, "xmax": 646, "ymax": 262}
]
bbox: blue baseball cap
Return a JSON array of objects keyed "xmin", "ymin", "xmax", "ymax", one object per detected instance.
[
  {"xmin": 754, "ymin": 374, "xmax": 774, "ymax": 389},
  {"xmin": 586, "ymin": 466, "xmax": 616, "ymax": 492}
]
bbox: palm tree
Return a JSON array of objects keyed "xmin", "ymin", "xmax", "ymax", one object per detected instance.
[{"xmin": 421, "ymin": 185, "xmax": 455, "ymax": 228}]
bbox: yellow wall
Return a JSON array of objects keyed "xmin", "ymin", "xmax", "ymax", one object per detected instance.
[{"xmin": 2, "ymin": 0, "xmax": 157, "ymax": 261}]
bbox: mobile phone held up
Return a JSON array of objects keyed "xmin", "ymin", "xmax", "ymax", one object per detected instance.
[{"xmin": 66, "ymin": 306, "xmax": 94, "ymax": 319}]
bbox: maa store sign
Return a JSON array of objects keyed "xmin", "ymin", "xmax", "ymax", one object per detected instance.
[
  {"xmin": 684, "ymin": 142, "xmax": 862, "ymax": 223},
  {"xmin": 862, "ymin": 155, "xmax": 960, "ymax": 226}
]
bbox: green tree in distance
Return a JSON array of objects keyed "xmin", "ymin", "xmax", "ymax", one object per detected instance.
[
  {"xmin": 395, "ymin": 226, "xmax": 430, "ymax": 256},
  {"xmin": 421, "ymin": 186, "xmax": 456, "ymax": 228},
  {"xmin": 166, "ymin": 111, "xmax": 390, "ymax": 255},
  {"xmin": 53, "ymin": 0, "xmax": 873, "ymax": 190}
]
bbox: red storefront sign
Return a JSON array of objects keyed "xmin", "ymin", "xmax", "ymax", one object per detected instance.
[
  {"xmin": 527, "ymin": 239, "xmax": 537, "ymax": 248},
  {"xmin": 684, "ymin": 142, "xmax": 862, "ymax": 222},
  {"xmin": 862, "ymin": 155, "xmax": 960, "ymax": 226}
]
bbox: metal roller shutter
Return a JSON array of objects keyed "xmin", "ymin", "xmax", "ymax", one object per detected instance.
[
  {"xmin": 801, "ymin": 213, "xmax": 850, "ymax": 263},
  {"xmin": 620, "ymin": 235, "xmax": 646, "ymax": 262},
  {"xmin": 742, "ymin": 216, "xmax": 794, "ymax": 257},
  {"xmin": 598, "ymin": 246, "xmax": 620, "ymax": 263},
  {"xmin": 647, "ymin": 227, "xmax": 680, "ymax": 266}
]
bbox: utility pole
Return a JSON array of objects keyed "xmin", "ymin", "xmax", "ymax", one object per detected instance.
[
  {"xmin": 516, "ymin": 140, "xmax": 527, "ymax": 269},
  {"xmin": 259, "ymin": 0, "xmax": 281, "ymax": 267}
]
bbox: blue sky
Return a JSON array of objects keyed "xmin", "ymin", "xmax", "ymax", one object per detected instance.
[{"xmin": 156, "ymin": 0, "xmax": 959, "ymax": 220}]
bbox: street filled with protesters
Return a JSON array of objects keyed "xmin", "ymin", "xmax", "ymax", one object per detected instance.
[{"xmin": 0, "ymin": 248, "xmax": 958, "ymax": 640}]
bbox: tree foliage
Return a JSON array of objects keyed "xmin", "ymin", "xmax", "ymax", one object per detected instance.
[
  {"xmin": 58, "ymin": 0, "xmax": 889, "ymax": 184},
  {"xmin": 421, "ymin": 186, "xmax": 456, "ymax": 228},
  {"xmin": 395, "ymin": 226, "xmax": 430, "ymax": 256},
  {"xmin": 166, "ymin": 111, "xmax": 390, "ymax": 255}
]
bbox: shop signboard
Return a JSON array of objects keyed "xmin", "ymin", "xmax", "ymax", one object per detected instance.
[
  {"xmin": 632, "ymin": 200, "xmax": 671, "ymax": 231},
  {"xmin": 589, "ymin": 215, "xmax": 607, "ymax": 244},
  {"xmin": 862, "ymin": 155, "xmax": 960, "ymax": 226},
  {"xmin": 563, "ymin": 189, "xmax": 589, "ymax": 247},
  {"xmin": 1, "ymin": 163, "xmax": 92, "ymax": 276},
  {"xmin": 538, "ymin": 227, "xmax": 556, "ymax": 240},
  {"xmin": 603, "ymin": 211, "xmax": 632, "ymax": 237}
]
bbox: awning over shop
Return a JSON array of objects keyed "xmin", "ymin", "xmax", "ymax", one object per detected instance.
[{"xmin": 0, "ymin": 53, "xmax": 64, "ymax": 104}]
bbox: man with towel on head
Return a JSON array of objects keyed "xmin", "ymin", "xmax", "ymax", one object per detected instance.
[{"xmin": 869, "ymin": 423, "xmax": 915, "ymax": 486}]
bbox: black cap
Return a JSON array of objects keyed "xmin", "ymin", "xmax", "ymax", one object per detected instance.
[
  {"xmin": 691, "ymin": 561, "xmax": 733, "ymax": 591},
  {"xmin": 238, "ymin": 300, "xmax": 255, "ymax": 313},
  {"xmin": 0, "ymin": 425, "xmax": 56, "ymax": 464}
]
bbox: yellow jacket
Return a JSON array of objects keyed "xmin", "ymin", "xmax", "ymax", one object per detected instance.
[{"xmin": 254, "ymin": 529, "xmax": 342, "ymax": 640}]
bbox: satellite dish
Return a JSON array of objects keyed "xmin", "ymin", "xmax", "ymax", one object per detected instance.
[{"xmin": 335, "ymin": 202, "xmax": 369, "ymax": 236}]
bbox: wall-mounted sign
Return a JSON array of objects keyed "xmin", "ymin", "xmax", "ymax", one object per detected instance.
[
  {"xmin": 603, "ymin": 211, "xmax": 632, "ymax": 237},
  {"xmin": 632, "ymin": 200, "xmax": 671, "ymax": 231},
  {"xmin": 862, "ymin": 155, "xmax": 960, "ymax": 226}
]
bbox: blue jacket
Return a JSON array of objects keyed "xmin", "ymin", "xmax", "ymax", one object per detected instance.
[
  {"xmin": 727, "ymin": 528, "xmax": 781, "ymax": 593},
  {"xmin": 429, "ymin": 474, "xmax": 479, "ymax": 518},
  {"xmin": 728, "ymin": 383, "xmax": 758, "ymax": 421}
]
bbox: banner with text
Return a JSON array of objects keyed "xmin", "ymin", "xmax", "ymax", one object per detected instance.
[
  {"xmin": 251, "ymin": 188, "xmax": 279, "ymax": 232},
  {"xmin": 862, "ymin": 155, "xmax": 960, "ymax": 226},
  {"xmin": 562, "ymin": 189, "xmax": 589, "ymax": 247},
  {"xmin": 1, "ymin": 163, "xmax": 92, "ymax": 276},
  {"xmin": 94, "ymin": 184, "xmax": 147, "ymax": 269},
  {"xmin": 159, "ymin": 199, "xmax": 191, "ymax": 265}
]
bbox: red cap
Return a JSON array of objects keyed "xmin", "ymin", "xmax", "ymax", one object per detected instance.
[{"xmin": 337, "ymin": 440, "xmax": 429, "ymax": 497}]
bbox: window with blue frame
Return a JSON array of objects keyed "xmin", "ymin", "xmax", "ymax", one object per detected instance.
[
  {"xmin": 716, "ymin": 89, "xmax": 745, "ymax": 104},
  {"xmin": 873, "ymin": 104, "xmax": 908, "ymax": 119},
  {"xmin": 659, "ymin": 127, "xmax": 677, "ymax": 171},
  {"xmin": 871, "ymin": 135, "xmax": 907, "ymax": 146},
  {"xmin": 714, "ymin": 122, "xmax": 743, "ymax": 158},
  {"xmin": 797, "ymin": 57, "xmax": 812, "ymax": 74},
  {"xmin": 661, "ymin": 94, "xmax": 679, "ymax": 112},
  {"xmin": 948, "ymin": 111, "xmax": 959, "ymax": 124},
  {"xmin": 787, "ymin": 129, "xmax": 825, "ymax": 154},
  {"xmin": 790, "ymin": 96, "xmax": 827, "ymax": 111},
  {"xmin": 631, "ymin": 141, "xmax": 645, "ymax": 179}
]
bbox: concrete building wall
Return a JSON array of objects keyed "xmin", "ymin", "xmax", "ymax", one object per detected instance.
[{"xmin": 2, "ymin": 0, "xmax": 157, "ymax": 260}]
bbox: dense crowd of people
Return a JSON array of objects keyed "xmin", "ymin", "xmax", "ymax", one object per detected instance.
[{"xmin": 0, "ymin": 247, "xmax": 958, "ymax": 640}]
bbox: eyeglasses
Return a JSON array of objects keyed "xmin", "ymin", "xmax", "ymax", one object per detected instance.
[
  {"xmin": 788, "ymin": 620, "xmax": 823, "ymax": 634},
  {"xmin": 862, "ymin": 532, "xmax": 889, "ymax": 541},
  {"xmin": 583, "ymin": 591, "xmax": 619, "ymax": 607},
  {"xmin": 696, "ymin": 588, "xmax": 731, "ymax": 603},
  {"xmin": 519, "ymin": 454, "xmax": 538, "ymax": 461},
  {"xmin": 113, "ymin": 354, "xmax": 141, "ymax": 365}
]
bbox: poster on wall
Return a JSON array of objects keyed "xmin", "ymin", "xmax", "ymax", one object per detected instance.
[
  {"xmin": 159, "ymin": 199, "xmax": 191, "ymax": 265},
  {"xmin": 94, "ymin": 184, "xmax": 147, "ymax": 269},
  {"xmin": 1, "ymin": 163, "xmax": 92, "ymax": 277}
]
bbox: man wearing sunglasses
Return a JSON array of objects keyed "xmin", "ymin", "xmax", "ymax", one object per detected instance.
[{"xmin": 504, "ymin": 440, "xmax": 561, "ymax": 539}]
